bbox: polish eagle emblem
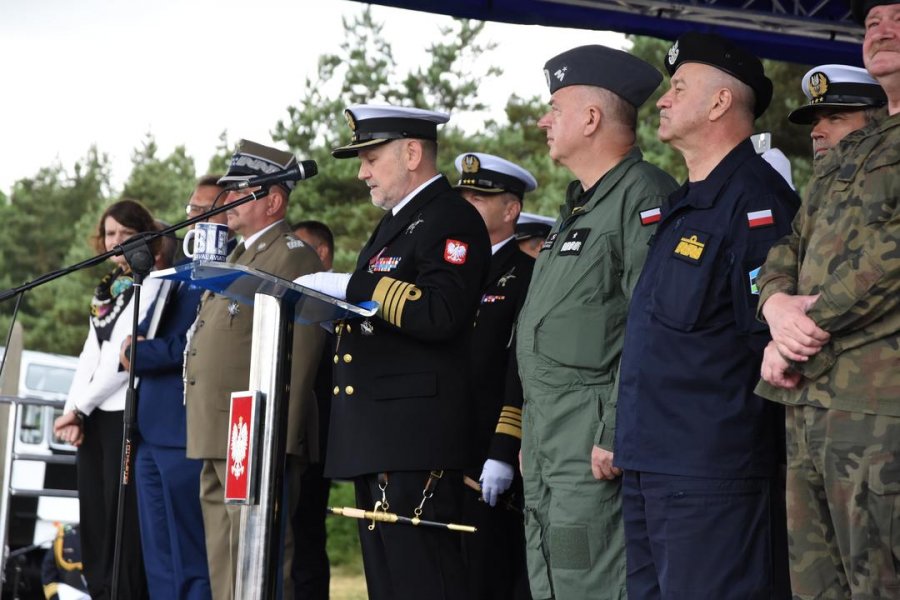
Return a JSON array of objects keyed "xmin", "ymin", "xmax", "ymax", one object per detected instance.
[{"xmin": 230, "ymin": 416, "xmax": 249, "ymax": 480}]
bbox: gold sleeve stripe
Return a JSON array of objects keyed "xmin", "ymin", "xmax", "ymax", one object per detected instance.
[
  {"xmin": 496, "ymin": 423, "xmax": 522, "ymax": 439},
  {"xmin": 496, "ymin": 404, "xmax": 523, "ymax": 438},
  {"xmin": 373, "ymin": 277, "xmax": 422, "ymax": 328},
  {"xmin": 44, "ymin": 582, "xmax": 60, "ymax": 598}
]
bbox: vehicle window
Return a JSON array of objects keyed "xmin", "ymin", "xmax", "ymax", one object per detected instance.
[{"xmin": 24, "ymin": 364, "xmax": 75, "ymax": 396}]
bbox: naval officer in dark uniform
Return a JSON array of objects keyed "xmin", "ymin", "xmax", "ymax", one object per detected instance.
[
  {"xmin": 613, "ymin": 33, "xmax": 800, "ymax": 598},
  {"xmin": 454, "ymin": 152, "xmax": 536, "ymax": 600},
  {"xmin": 295, "ymin": 105, "xmax": 491, "ymax": 600}
]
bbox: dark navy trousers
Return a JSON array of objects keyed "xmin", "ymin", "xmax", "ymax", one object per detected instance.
[
  {"xmin": 622, "ymin": 470, "xmax": 787, "ymax": 599},
  {"xmin": 135, "ymin": 442, "xmax": 211, "ymax": 600}
]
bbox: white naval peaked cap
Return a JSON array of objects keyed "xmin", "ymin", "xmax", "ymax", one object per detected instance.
[
  {"xmin": 788, "ymin": 64, "xmax": 886, "ymax": 124},
  {"xmin": 332, "ymin": 104, "xmax": 451, "ymax": 159},
  {"xmin": 453, "ymin": 152, "xmax": 538, "ymax": 199}
]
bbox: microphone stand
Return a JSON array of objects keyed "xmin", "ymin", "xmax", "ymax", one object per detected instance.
[{"xmin": 0, "ymin": 187, "xmax": 271, "ymax": 598}]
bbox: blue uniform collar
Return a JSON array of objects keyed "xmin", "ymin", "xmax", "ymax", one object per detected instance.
[{"xmin": 663, "ymin": 139, "xmax": 757, "ymax": 215}]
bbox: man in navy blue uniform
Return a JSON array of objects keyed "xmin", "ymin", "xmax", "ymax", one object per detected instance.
[
  {"xmin": 454, "ymin": 151, "xmax": 537, "ymax": 600},
  {"xmin": 122, "ymin": 175, "xmax": 231, "ymax": 600},
  {"xmin": 295, "ymin": 105, "xmax": 491, "ymax": 600},
  {"xmin": 613, "ymin": 33, "xmax": 799, "ymax": 598}
]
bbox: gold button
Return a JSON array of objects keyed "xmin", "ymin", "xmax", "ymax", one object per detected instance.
[
  {"xmin": 343, "ymin": 354, "xmax": 352, "ymax": 363},
  {"xmin": 345, "ymin": 386, "xmax": 354, "ymax": 395},
  {"xmin": 333, "ymin": 386, "xmax": 339, "ymax": 396},
  {"xmin": 333, "ymin": 354, "xmax": 339, "ymax": 364},
  {"xmin": 346, "ymin": 324, "xmax": 352, "ymax": 333}
]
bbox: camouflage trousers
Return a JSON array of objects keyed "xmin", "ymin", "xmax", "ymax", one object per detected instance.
[{"xmin": 786, "ymin": 404, "xmax": 900, "ymax": 599}]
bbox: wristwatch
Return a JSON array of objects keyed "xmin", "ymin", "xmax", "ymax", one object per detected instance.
[{"xmin": 72, "ymin": 408, "xmax": 88, "ymax": 423}]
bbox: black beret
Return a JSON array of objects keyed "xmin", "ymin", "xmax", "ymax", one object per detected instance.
[
  {"xmin": 852, "ymin": 0, "xmax": 899, "ymax": 23},
  {"xmin": 543, "ymin": 45, "xmax": 663, "ymax": 108},
  {"xmin": 664, "ymin": 33, "xmax": 773, "ymax": 118}
]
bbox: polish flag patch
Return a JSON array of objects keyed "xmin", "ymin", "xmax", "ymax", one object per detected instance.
[
  {"xmin": 444, "ymin": 239, "xmax": 468, "ymax": 264},
  {"xmin": 747, "ymin": 209, "xmax": 774, "ymax": 228},
  {"xmin": 640, "ymin": 207, "xmax": 662, "ymax": 226}
]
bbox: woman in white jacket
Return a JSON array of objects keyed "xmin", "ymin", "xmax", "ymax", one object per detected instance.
[{"xmin": 54, "ymin": 199, "xmax": 162, "ymax": 600}]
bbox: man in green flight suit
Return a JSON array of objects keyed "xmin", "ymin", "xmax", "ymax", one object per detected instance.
[{"xmin": 515, "ymin": 45, "xmax": 678, "ymax": 600}]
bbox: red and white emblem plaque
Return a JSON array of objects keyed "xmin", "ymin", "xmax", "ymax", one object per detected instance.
[{"xmin": 224, "ymin": 390, "xmax": 262, "ymax": 505}]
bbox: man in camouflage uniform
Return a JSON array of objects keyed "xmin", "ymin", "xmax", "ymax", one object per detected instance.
[
  {"xmin": 515, "ymin": 45, "xmax": 677, "ymax": 600},
  {"xmin": 756, "ymin": 1, "xmax": 900, "ymax": 596}
]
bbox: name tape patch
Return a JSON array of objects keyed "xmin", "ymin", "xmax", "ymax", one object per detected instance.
[{"xmin": 558, "ymin": 228, "xmax": 591, "ymax": 256}]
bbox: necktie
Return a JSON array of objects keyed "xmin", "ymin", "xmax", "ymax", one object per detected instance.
[{"xmin": 228, "ymin": 242, "xmax": 246, "ymax": 264}]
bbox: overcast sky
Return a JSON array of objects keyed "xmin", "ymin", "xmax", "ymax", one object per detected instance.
[{"xmin": 0, "ymin": 0, "xmax": 625, "ymax": 195}]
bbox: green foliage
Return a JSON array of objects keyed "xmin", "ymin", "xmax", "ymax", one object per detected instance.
[
  {"xmin": 121, "ymin": 134, "xmax": 198, "ymax": 224},
  {"xmin": 206, "ymin": 130, "xmax": 233, "ymax": 176},
  {"xmin": 0, "ymin": 148, "xmax": 111, "ymax": 354},
  {"xmin": 326, "ymin": 481, "xmax": 363, "ymax": 569},
  {"xmin": 273, "ymin": 8, "xmax": 520, "ymax": 271}
]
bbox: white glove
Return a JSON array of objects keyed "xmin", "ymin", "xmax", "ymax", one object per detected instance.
[
  {"xmin": 294, "ymin": 272, "xmax": 351, "ymax": 300},
  {"xmin": 480, "ymin": 459, "xmax": 514, "ymax": 507}
]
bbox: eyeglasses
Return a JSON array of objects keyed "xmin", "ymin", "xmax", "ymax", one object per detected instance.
[{"xmin": 185, "ymin": 204, "xmax": 213, "ymax": 216}]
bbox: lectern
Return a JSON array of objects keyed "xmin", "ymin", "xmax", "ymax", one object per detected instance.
[{"xmin": 151, "ymin": 262, "xmax": 376, "ymax": 600}]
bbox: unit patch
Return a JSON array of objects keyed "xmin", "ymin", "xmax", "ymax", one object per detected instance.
[
  {"xmin": 673, "ymin": 232, "xmax": 709, "ymax": 264},
  {"xmin": 444, "ymin": 239, "xmax": 469, "ymax": 264},
  {"xmin": 748, "ymin": 266, "xmax": 761, "ymax": 295},
  {"xmin": 541, "ymin": 232, "xmax": 558, "ymax": 252},
  {"xmin": 640, "ymin": 207, "xmax": 662, "ymax": 226},
  {"xmin": 558, "ymin": 228, "xmax": 590, "ymax": 256},
  {"xmin": 747, "ymin": 209, "xmax": 774, "ymax": 228},
  {"xmin": 481, "ymin": 294, "xmax": 506, "ymax": 304},
  {"xmin": 371, "ymin": 256, "xmax": 401, "ymax": 272}
]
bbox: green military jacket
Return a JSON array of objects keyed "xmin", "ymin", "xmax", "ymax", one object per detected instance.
[
  {"xmin": 756, "ymin": 113, "xmax": 900, "ymax": 415},
  {"xmin": 185, "ymin": 221, "xmax": 325, "ymax": 460},
  {"xmin": 515, "ymin": 147, "xmax": 677, "ymax": 449}
]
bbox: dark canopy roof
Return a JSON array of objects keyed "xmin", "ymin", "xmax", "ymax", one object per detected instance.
[{"xmin": 355, "ymin": 0, "xmax": 864, "ymax": 66}]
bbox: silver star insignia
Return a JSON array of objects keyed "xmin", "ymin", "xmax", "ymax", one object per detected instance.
[{"xmin": 227, "ymin": 301, "xmax": 240, "ymax": 317}]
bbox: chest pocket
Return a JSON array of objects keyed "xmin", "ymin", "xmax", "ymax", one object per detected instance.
[
  {"xmin": 863, "ymin": 143, "xmax": 900, "ymax": 225},
  {"xmin": 651, "ymin": 229, "xmax": 724, "ymax": 332}
]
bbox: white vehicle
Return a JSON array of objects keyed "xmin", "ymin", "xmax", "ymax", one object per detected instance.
[{"xmin": 0, "ymin": 346, "xmax": 79, "ymax": 598}]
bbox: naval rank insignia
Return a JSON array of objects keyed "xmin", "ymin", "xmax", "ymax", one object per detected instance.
[
  {"xmin": 227, "ymin": 300, "xmax": 241, "ymax": 317},
  {"xmin": 673, "ymin": 231, "xmax": 709, "ymax": 264},
  {"xmin": 361, "ymin": 319, "xmax": 375, "ymax": 335},
  {"xmin": 558, "ymin": 228, "xmax": 590, "ymax": 256}
]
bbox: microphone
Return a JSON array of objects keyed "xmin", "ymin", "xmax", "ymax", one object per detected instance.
[{"xmin": 227, "ymin": 160, "xmax": 318, "ymax": 190}]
